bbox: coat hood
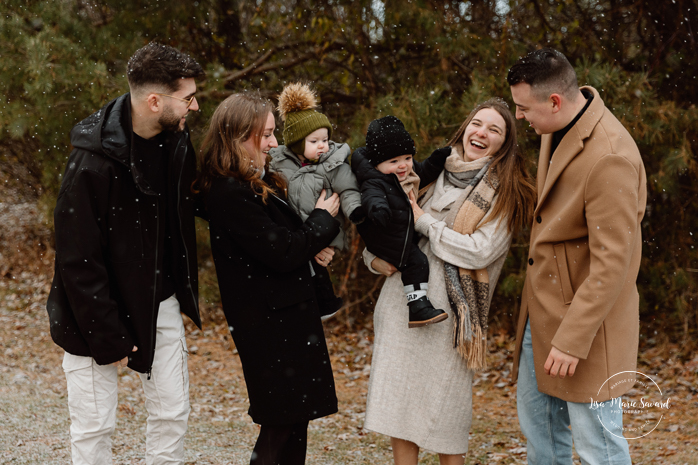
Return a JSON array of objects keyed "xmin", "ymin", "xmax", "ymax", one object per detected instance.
[
  {"xmin": 69, "ymin": 93, "xmax": 191, "ymax": 196},
  {"xmin": 351, "ymin": 146, "xmax": 393, "ymax": 184},
  {"xmin": 70, "ymin": 94, "xmax": 132, "ymax": 166}
]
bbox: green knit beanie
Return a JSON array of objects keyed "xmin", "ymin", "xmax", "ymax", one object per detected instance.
[{"xmin": 278, "ymin": 83, "xmax": 333, "ymax": 156}]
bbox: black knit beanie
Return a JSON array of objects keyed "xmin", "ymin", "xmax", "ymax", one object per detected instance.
[{"xmin": 365, "ymin": 116, "xmax": 416, "ymax": 166}]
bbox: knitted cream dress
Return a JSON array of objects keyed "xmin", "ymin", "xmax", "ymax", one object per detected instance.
[{"xmin": 363, "ymin": 169, "xmax": 512, "ymax": 454}]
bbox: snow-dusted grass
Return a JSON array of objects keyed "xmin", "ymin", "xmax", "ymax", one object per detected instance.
[{"xmin": 1, "ymin": 178, "xmax": 695, "ymax": 464}]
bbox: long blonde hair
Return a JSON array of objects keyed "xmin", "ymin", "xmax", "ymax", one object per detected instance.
[
  {"xmin": 196, "ymin": 92, "xmax": 286, "ymax": 202},
  {"xmin": 448, "ymin": 98, "xmax": 536, "ymax": 234}
]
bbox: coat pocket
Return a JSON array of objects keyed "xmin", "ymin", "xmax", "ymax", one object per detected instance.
[{"xmin": 553, "ymin": 243, "xmax": 574, "ymax": 305}]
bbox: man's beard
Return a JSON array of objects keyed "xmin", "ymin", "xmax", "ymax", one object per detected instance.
[{"xmin": 158, "ymin": 106, "xmax": 185, "ymax": 132}]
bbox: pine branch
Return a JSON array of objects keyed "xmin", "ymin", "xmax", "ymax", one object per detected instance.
[
  {"xmin": 223, "ymin": 41, "xmax": 349, "ymax": 84},
  {"xmin": 531, "ymin": 0, "xmax": 554, "ymax": 31}
]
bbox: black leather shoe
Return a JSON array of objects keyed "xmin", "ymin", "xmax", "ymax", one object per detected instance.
[{"xmin": 408, "ymin": 297, "xmax": 448, "ymax": 328}]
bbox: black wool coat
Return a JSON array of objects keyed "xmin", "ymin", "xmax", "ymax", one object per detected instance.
[
  {"xmin": 46, "ymin": 94, "xmax": 201, "ymax": 374},
  {"xmin": 206, "ymin": 175, "xmax": 341, "ymax": 425},
  {"xmin": 351, "ymin": 146, "xmax": 449, "ymax": 268}
]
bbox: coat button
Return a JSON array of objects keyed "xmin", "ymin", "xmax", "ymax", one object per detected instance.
[
  {"xmin": 536, "ymin": 216, "xmax": 542, "ymax": 223},
  {"xmin": 528, "ymin": 258, "xmax": 534, "ymax": 266}
]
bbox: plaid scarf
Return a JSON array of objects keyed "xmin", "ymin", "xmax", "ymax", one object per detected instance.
[{"xmin": 440, "ymin": 149, "xmax": 499, "ymax": 369}]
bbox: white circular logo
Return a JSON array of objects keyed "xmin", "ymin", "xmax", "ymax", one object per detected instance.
[{"xmin": 592, "ymin": 371, "xmax": 671, "ymax": 440}]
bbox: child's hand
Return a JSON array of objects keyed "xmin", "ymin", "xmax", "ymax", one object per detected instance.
[
  {"xmin": 428, "ymin": 146, "xmax": 451, "ymax": 167},
  {"xmin": 315, "ymin": 189, "xmax": 340, "ymax": 217},
  {"xmin": 315, "ymin": 247, "xmax": 335, "ymax": 267},
  {"xmin": 371, "ymin": 208, "xmax": 391, "ymax": 227},
  {"xmin": 349, "ymin": 205, "xmax": 366, "ymax": 224},
  {"xmin": 408, "ymin": 190, "xmax": 424, "ymax": 222}
]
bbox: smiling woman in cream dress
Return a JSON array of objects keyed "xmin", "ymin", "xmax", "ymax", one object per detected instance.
[{"xmin": 362, "ymin": 98, "xmax": 536, "ymax": 465}]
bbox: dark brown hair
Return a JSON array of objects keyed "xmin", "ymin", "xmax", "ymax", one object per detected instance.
[
  {"xmin": 196, "ymin": 92, "xmax": 286, "ymax": 202},
  {"xmin": 506, "ymin": 48, "xmax": 578, "ymax": 101},
  {"xmin": 448, "ymin": 98, "xmax": 536, "ymax": 234},
  {"xmin": 127, "ymin": 42, "xmax": 204, "ymax": 93}
]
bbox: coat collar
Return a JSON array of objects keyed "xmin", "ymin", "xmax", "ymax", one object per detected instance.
[
  {"xmin": 351, "ymin": 146, "xmax": 400, "ymax": 185},
  {"xmin": 269, "ymin": 189, "xmax": 304, "ymax": 226},
  {"xmin": 535, "ymin": 86, "xmax": 605, "ymax": 212},
  {"xmin": 271, "ymin": 142, "xmax": 350, "ymax": 172}
]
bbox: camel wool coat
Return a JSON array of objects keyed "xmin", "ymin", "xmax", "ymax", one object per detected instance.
[{"xmin": 512, "ymin": 86, "xmax": 647, "ymax": 403}]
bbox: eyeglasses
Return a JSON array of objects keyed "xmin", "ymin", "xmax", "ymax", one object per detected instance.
[{"xmin": 155, "ymin": 93, "xmax": 197, "ymax": 109}]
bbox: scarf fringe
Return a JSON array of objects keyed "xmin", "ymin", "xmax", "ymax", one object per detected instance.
[
  {"xmin": 453, "ymin": 321, "xmax": 488, "ymax": 370},
  {"xmin": 465, "ymin": 326, "xmax": 487, "ymax": 370}
]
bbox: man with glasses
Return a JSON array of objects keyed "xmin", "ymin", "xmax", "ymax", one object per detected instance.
[{"xmin": 47, "ymin": 42, "xmax": 205, "ymax": 465}]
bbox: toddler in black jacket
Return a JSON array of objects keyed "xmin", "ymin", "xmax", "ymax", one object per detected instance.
[{"xmin": 352, "ymin": 116, "xmax": 449, "ymax": 327}]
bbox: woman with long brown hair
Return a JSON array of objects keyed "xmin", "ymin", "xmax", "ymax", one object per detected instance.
[
  {"xmin": 362, "ymin": 98, "xmax": 536, "ymax": 464},
  {"xmin": 197, "ymin": 92, "xmax": 341, "ymax": 465}
]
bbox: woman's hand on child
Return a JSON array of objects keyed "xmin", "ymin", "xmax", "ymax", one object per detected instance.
[
  {"xmin": 371, "ymin": 257, "xmax": 397, "ymax": 277},
  {"xmin": 315, "ymin": 247, "xmax": 335, "ymax": 267},
  {"xmin": 315, "ymin": 189, "xmax": 340, "ymax": 217},
  {"xmin": 408, "ymin": 190, "xmax": 424, "ymax": 222}
]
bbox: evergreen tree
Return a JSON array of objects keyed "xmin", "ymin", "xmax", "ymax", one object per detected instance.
[{"xmin": 1, "ymin": 0, "xmax": 696, "ymax": 336}]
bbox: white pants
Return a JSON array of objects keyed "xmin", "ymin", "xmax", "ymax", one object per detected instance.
[{"xmin": 62, "ymin": 295, "xmax": 190, "ymax": 465}]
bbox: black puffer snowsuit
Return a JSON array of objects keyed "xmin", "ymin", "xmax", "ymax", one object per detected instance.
[{"xmin": 351, "ymin": 146, "xmax": 449, "ymax": 267}]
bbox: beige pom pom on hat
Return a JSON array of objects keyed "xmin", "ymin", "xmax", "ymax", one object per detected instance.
[{"xmin": 278, "ymin": 82, "xmax": 333, "ymax": 156}]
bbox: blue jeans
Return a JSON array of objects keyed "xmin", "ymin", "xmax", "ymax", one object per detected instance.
[{"xmin": 516, "ymin": 319, "xmax": 631, "ymax": 465}]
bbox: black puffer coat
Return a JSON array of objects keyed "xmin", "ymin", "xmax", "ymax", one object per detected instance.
[
  {"xmin": 206, "ymin": 175, "xmax": 340, "ymax": 425},
  {"xmin": 351, "ymin": 146, "xmax": 449, "ymax": 267},
  {"xmin": 46, "ymin": 94, "xmax": 201, "ymax": 374}
]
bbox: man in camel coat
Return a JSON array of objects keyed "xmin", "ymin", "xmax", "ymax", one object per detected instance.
[{"xmin": 508, "ymin": 48, "xmax": 647, "ymax": 464}]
